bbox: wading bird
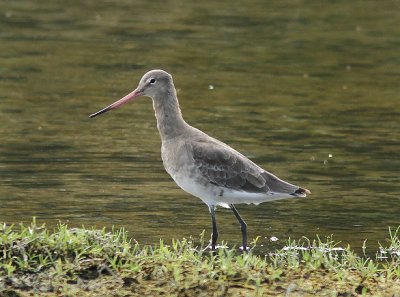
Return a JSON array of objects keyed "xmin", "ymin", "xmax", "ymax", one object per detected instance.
[{"xmin": 90, "ymin": 70, "xmax": 310, "ymax": 251}]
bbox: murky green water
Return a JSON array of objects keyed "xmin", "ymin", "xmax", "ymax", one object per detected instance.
[{"xmin": 1, "ymin": 1, "xmax": 399, "ymax": 254}]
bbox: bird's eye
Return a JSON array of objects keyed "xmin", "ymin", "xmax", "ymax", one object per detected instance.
[{"xmin": 150, "ymin": 78, "xmax": 156, "ymax": 84}]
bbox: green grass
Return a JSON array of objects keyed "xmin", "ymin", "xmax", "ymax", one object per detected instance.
[{"xmin": 0, "ymin": 219, "xmax": 399, "ymax": 296}]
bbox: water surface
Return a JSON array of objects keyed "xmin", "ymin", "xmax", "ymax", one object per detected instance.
[{"xmin": 1, "ymin": 0, "xmax": 399, "ymax": 254}]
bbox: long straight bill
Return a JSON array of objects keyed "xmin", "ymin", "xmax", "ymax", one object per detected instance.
[{"xmin": 89, "ymin": 88, "xmax": 142, "ymax": 118}]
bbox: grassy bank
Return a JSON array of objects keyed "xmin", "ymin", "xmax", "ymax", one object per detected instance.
[{"xmin": 0, "ymin": 220, "xmax": 399, "ymax": 296}]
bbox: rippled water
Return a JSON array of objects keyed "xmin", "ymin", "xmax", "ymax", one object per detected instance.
[{"xmin": 1, "ymin": 0, "xmax": 399, "ymax": 253}]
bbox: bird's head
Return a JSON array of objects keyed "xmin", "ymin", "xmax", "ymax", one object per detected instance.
[{"xmin": 89, "ymin": 69, "xmax": 173, "ymax": 118}]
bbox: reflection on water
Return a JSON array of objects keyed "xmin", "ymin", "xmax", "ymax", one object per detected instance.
[{"xmin": 0, "ymin": 0, "xmax": 399, "ymax": 254}]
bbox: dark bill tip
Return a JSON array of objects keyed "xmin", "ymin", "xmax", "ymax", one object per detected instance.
[{"xmin": 89, "ymin": 106, "xmax": 112, "ymax": 118}]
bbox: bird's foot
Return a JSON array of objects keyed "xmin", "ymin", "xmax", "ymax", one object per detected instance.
[
  {"xmin": 202, "ymin": 242, "xmax": 228, "ymax": 253},
  {"xmin": 240, "ymin": 245, "xmax": 249, "ymax": 253}
]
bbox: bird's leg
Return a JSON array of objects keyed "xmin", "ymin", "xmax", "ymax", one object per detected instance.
[
  {"xmin": 229, "ymin": 204, "xmax": 247, "ymax": 251},
  {"xmin": 208, "ymin": 205, "xmax": 218, "ymax": 251}
]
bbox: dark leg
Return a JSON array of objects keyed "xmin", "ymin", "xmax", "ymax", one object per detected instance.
[
  {"xmin": 209, "ymin": 205, "xmax": 218, "ymax": 251},
  {"xmin": 229, "ymin": 204, "xmax": 247, "ymax": 251}
]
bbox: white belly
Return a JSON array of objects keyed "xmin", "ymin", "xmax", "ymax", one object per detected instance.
[{"xmin": 172, "ymin": 174, "xmax": 297, "ymax": 208}]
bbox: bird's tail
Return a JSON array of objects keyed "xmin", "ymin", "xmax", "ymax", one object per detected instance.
[
  {"xmin": 293, "ymin": 187, "xmax": 311, "ymax": 197},
  {"xmin": 262, "ymin": 171, "xmax": 310, "ymax": 197}
]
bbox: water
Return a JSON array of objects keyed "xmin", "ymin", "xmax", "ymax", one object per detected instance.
[{"xmin": 1, "ymin": 0, "xmax": 399, "ymax": 254}]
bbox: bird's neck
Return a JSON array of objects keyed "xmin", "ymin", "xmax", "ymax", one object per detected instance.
[{"xmin": 153, "ymin": 90, "xmax": 188, "ymax": 141}]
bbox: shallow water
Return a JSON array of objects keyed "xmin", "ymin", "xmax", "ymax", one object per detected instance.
[{"xmin": 1, "ymin": 0, "xmax": 399, "ymax": 254}]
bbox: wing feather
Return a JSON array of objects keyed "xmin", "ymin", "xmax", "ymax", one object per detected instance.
[
  {"xmin": 191, "ymin": 140, "xmax": 268, "ymax": 193},
  {"xmin": 191, "ymin": 139, "xmax": 302, "ymax": 195}
]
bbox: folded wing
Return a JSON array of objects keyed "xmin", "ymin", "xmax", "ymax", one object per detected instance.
[{"xmin": 191, "ymin": 140, "xmax": 305, "ymax": 196}]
